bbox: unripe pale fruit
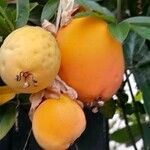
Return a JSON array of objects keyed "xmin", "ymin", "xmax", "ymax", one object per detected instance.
[
  {"xmin": 0, "ymin": 26, "xmax": 61, "ymax": 93},
  {"xmin": 57, "ymin": 16, "xmax": 124, "ymax": 102},
  {"xmin": 32, "ymin": 95, "xmax": 86, "ymax": 150}
]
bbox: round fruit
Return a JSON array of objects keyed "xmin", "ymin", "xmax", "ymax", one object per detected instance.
[
  {"xmin": 32, "ymin": 95, "xmax": 86, "ymax": 150},
  {"xmin": 0, "ymin": 26, "xmax": 61, "ymax": 93},
  {"xmin": 57, "ymin": 16, "xmax": 124, "ymax": 102}
]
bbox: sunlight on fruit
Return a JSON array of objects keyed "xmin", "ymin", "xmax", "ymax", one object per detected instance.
[
  {"xmin": 0, "ymin": 26, "xmax": 61, "ymax": 93},
  {"xmin": 32, "ymin": 95, "xmax": 86, "ymax": 150},
  {"xmin": 57, "ymin": 16, "xmax": 124, "ymax": 102}
]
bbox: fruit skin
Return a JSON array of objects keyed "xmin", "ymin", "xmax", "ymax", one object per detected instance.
[
  {"xmin": 32, "ymin": 95, "xmax": 86, "ymax": 150},
  {"xmin": 0, "ymin": 86, "xmax": 16, "ymax": 105},
  {"xmin": 57, "ymin": 16, "xmax": 124, "ymax": 102},
  {"xmin": 0, "ymin": 26, "xmax": 61, "ymax": 93}
]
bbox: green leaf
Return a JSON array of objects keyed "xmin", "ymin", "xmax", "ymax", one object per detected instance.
[
  {"xmin": 123, "ymin": 32, "xmax": 145, "ymax": 67},
  {"xmin": 134, "ymin": 70, "xmax": 150, "ymax": 117},
  {"xmin": 0, "ymin": 16, "xmax": 9, "ymax": 36},
  {"xmin": 16, "ymin": 0, "xmax": 30, "ymax": 28},
  {"xmin": 143, "ymin": 123, "xmax": 150, "ymax": 149},
  {"xmin": 135, "ymin": 52, "xmax": 150, "ymax": 68},
  {"xmin": 76, "ymin": 0, "xmax": 114, "ymax": 17},
  {"xmin": 131, "ymin": 25, "xmax": 150, "ymax": 40},
  {"xmin": 41, "ymin": 0, "xmax": 59, "ymax": 23},
  {"xmin": 0, "ymin": 0, "xmax": 7, "ymax": 8},
  {"xmin": 125, "ymin": 104, "xmax": 133, "ymax": 115},
  {"xmin": 131, "ymin": 42, "xmax": 150, "ymax": 118},
  {"xmin": 99, "ymin": 99, "xmax": 116, "ymax": 119},
  {"xmin": 0, "ymin": 13, "xmax": 14, "ymax": 37},
  {"xmin": 111, "ymin": 124, "xmax": 141, "ymax": 144},
  {"xmin": 5, "ymin": 7, "xmax": 17, "ymax": 29},
  {"xmin": 75, "ymin": 11, "xmax": 116, "ymax": 23},
  {"xmin": 30, "ymin": 0, "xmax": 47, "ymax": 5},
  {"xmin": 0, "ymin": 36, "xmax": 2, "ymax": 42},
  {"xmin": 29, "ymin": 5, "xmax": 43, "ymax": 25},
  {"xmin": 0, "ymin": 103, "xmax": 17, "ymax": 140},
  {"xmin": 75, "ymin": 11, "xmax": 93, "ymax": 18},
  {"xmin": 108, "ymin": 21, "xmax": 130, "ymax": 43},
  {"xmin": 0, "ymin": 6, "xmax": 15, "ymax": 31},
  {"xmin": 135, "ymin": 101, "xmax": 145, "ymax": 114},
  {"xmin": 123, "ymin": 32, "xmax": 150, "ymax": 117},
  {"xmin": 125, "ymin": 17, "xmax": 150, "ymax": 26},
  {"xmin": 120, "ymin": 93, "xmax": 129, "ymax": 103},
  {"xmin": 30, "ymin": 2, "xmax": 38, "ymax": 12},
  {"xmin": 147, "ymin": 5, "xmax": 150, "ymax": 16},
  {"xmin": 135, "ymin": 91, "xmax": 143, "ymax": 102}
]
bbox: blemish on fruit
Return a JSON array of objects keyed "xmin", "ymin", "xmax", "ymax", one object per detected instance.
[{"xmin": 16, "ymin": 71, "xmax": 38, "ymax": 88}]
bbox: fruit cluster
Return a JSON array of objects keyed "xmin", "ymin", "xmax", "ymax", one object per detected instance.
[{"xmin": 0, "ymin": 16, "xmax": 124, "ymax": 150}]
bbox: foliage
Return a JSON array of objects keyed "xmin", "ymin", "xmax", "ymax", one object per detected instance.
[
  {"xmin": 0, "ymin": 0, "xmax": 150, "ymax": 149},
  {"xmin": 0, "ymin": 103, "xmax": 17, "ymax": 140}
]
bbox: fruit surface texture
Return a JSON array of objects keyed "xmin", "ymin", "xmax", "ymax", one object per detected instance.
[
  {"xmin": 32, "ymin": 95, "xmax": 86, "ymax": 150},
  {"xmin": 0, "ymin": 26, "xmax": 61, "ymax": 93},
  {"xmin": 57, "ymin": 16, "xmax": 124, "ymax": 102},
  {"xmin": 0, "ymin": 86, "xmax": 16, "ymax": 105}
]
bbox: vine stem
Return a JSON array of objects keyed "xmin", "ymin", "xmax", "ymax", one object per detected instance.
[
  {"xmin": 117, "ymin": 0, "xmax": 122, "ymax": 21},
  {"xmin": 116, "ymin": 1, "xmax": 137, "ymax": 148},
  {"xmin": 125, "ymin": 71, "xmax": 146, "ymax": 150},
  {"xmin": 22, "ymin": 128, "xmax": 32, "ymax": 150},
  {"xmin": 119, "ymin": 97, "xmax": 138, "ymax": 150}
]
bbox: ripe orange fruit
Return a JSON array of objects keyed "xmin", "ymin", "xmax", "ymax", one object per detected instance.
[
  {"xmin": 57, "ymin": 16, "xmax": 124, "ymax": 102},
  {"xmin": 0, "ymin": 86, "xmax": 16, "ymax": 105},
  {"xmin": 32, "ymin": 95, "xmax": 86, "ymax": 150},
  {"xmin": 0, "ymin": 26, "xmax": 61, "ymax": 93}
]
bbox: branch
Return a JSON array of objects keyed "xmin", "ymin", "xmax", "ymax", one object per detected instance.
[{"xmin": 125, "ymin": 71, "xmax": 146, "ymax": 149}]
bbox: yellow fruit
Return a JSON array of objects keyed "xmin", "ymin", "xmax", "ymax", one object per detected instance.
[
  {"xmin": 57, "ymin": 16, "xmax": 124, "ymax": 102},
  {"xmin": 0, "ymin": 86, "xmax": 16, "ymax": 105},
  {"xmin": 32, "ymin": 95, "xmax": 86, "ymax": 150},
  {"xmin": 0, "ymin": 26, "xmax": 61, "ymax": 93}
]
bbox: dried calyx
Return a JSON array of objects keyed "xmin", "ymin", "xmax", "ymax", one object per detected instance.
[
  {"xmin": 16, "ymin": 71, "xmax": 37, "ymax": 88},
  {"xmin": 29, "ymin": 76, "xmax": 79, "ymax": 120},
  {"xmin": 42, "ymin": 0, "xmax": 79, "ymax": 34}
]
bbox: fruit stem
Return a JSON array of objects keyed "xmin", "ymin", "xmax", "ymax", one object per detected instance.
[{"xmin": 125, "ymin": 71, "xmax": 146, "ymax": 150}]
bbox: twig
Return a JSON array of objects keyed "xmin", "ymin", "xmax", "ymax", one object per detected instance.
[
  {"xmin": 119, "ymin": 97, "xmax": 138, "ymax": 150},
  {"xmin": 74, "ymin": 143, "xmax": 79, "ymax": 150},
  {"xmin": 22, "ymin": 128, "xmax": 32, "ymax": 150},
  {"xmin": 117, "ymin": 0, "xmax": 122, "ymax": 21},
  {"xmin": 125, "ymin": 71, "xmax": 146, "ymax": 149},
  {"xmin": 121, "ymin": 71, "xmax": 132, "ymax": 89},
  {"xmin": 116, "ymin": 1, "xmax": 137, "ymax": 148}
]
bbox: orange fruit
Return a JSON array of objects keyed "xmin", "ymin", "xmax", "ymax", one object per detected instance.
[
  {"xmin": 57, "ymin": 16, "xmax": 124, "ymax": 102},
  {"xmin": 32, "ymin": 95, "xmax": 86, "ymax": 150},
  {"xmin": 0, "ymin": 86, "xmax": 16, "ymax": 105}
]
